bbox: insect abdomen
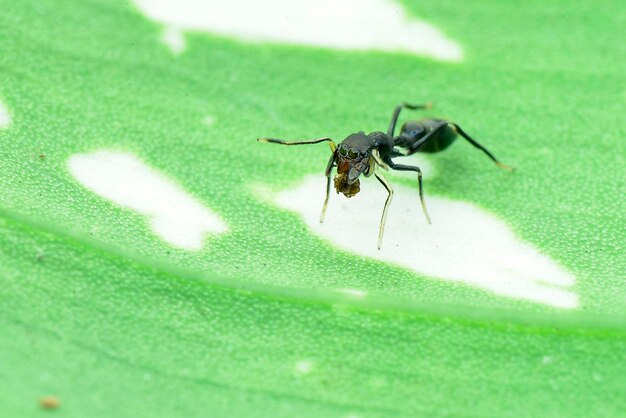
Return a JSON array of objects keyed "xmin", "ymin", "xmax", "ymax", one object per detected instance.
[{"xmin": 417, "ymin": 120, "xmax": 457, "ymax": 153}]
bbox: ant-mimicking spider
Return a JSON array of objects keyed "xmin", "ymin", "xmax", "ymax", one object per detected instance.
[{"xmin": 258, "ymin": 102, "xmax": 513, "ymax": 249}]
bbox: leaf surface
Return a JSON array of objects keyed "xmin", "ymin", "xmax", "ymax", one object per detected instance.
[{"xmin": 0, "ymin": 0, "xmax": 625, "ymax": 416}]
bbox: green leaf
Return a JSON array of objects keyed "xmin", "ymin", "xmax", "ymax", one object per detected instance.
[{"xmin": 1, "ymin": 0, "xmax": 625, "ymax": 417}]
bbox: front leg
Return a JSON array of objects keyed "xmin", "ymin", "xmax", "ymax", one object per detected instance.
[
  {"xmin": 383, "ymin": 157, "xmax": 432, "ymax": 224},
  {"xmin": 320, "ymin": 154, "xmax": 336, "ymax": 223},
  {"xmin": 258, "ymin": 137, "xmax": 338, "ymax": 221},
  {"xmin": 374, "ymin": 172, "xmax": 394, "ymax": 250},
  {"xmin": 371, "ymin": 149, "xmax": 389, "ymax": 171},
  {"xmin": 258, "ymin": 137, "xmax": 337, "ymax": 152}
]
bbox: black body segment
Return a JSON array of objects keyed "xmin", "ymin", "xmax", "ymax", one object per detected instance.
[{"xmin": 398, "ymin": 119, "xmax": 457, "ymax": 153}]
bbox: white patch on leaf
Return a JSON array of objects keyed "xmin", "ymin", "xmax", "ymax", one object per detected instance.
[
  {"xmin": 272, "ymin": 175, "xmax": 579, "ymax": 309},
  {"xmin": 68, "ymin": 150, "xmax": 228, "ymax": 250},
  {"xmin": 133, "ymin": 0, "xmax": 463, "ymax": 61},
  {"xmin": 161, "ymin": 26, "xmax": 186, "ymax": 54},
  {"xmin": 202, "ymin": 115, "xmax": 216, "ymax": 126},
  {"xmin": 336, "ymin": 288, "xmax": 368, "ymax": 298},
  {"xmin": 295, "ymin": 360, "xmax": 314, "ymax": 374},
  {"xmin": 0, "ymin": 98, "xmax": 10, "ymax": 128}
]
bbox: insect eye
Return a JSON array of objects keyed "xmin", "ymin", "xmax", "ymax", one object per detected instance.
[
  {"xmin": 348, "ymin": 149, "xmax": 359, "ymax": 159},
  {"xmin": 339, "ymin": 147, "xmax": 348, "ymax": 156}
]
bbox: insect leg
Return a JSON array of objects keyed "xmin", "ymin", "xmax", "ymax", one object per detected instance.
[
  {"xmin": 390, "ymin": 148, "xmax": 408, "ymax": 158},
  {"xmin": 450, "ymin": 124, "xmax": 513, "ymax": 171},
  {"xmin": 387, "ymin": 102, "xmax": 433, "ymax": 137},
  {"xmin": 372, "ymin": 149, "xmax": 389, "ymax": 171},
  {"xmin": 405, "ymin": 121, "xmax": 449, "ymax": 155},
  {"xmin": 383, "ymin": 158, "xmax": 431, "ymax": 224},
  {"xmin": 320, "ymin": 154, "xmax": 336, "ymax": 223},
  {"xmin": 258, "ymin": 137, "xmax": 337, "ymax": 152},
  {"xmin": 374, "ymin": 172, "xmax": 394, "ymax": 250}
]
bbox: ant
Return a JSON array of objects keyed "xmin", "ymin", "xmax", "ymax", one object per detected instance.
[{"xmin": 258, "ymin": 102, "xmax": 512, "ymax": 249}]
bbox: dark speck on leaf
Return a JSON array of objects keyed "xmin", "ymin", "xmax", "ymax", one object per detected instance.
[{"xmin": 39, "ymin": 396, "xmax": 60, "ymax": 409}]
